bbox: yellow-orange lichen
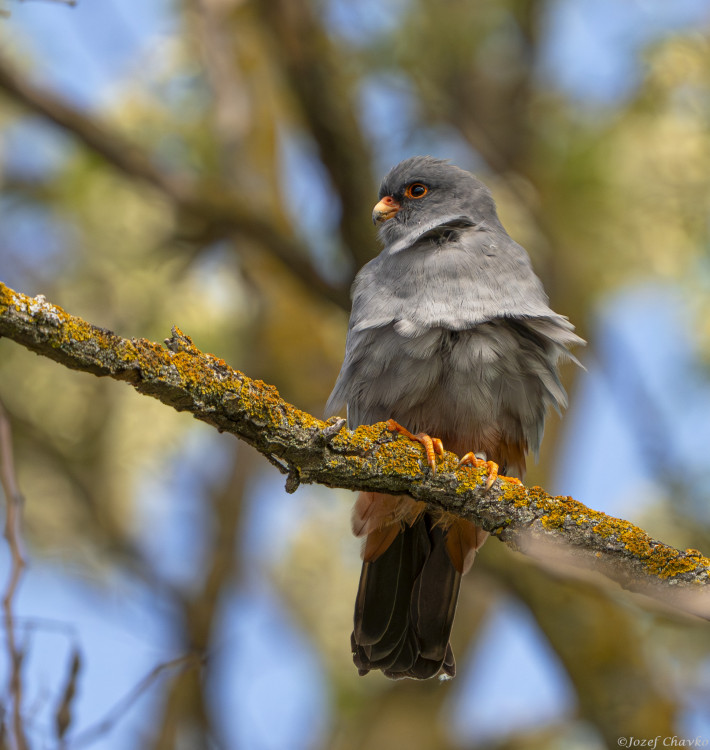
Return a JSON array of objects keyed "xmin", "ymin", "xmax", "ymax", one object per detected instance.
[
  {"xmin": 454, "ymin": 465, "xmax": 488, "ymax": 493},
  {"xmin": 533, "ymin": 488, "xmax": 710, "ymax": 579},
  {"xmin": 500, "ymin": 478, "xmax": 529, "ymax": 506}
]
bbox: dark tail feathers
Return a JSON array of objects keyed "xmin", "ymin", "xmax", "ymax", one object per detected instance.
[{"xmin": 352, "ymin": 514, "xmax": 461, "ymax": 680}]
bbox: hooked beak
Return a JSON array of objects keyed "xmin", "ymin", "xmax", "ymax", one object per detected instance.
[{"xmin": 372, "ymin": 195, "xmax": 401, "ymax": 225}]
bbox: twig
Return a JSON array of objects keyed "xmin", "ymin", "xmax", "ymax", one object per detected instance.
[
  {"xmin": 55, "ymin": 648, "xmax": 81, "ymax": 746},
  {"xmin": 69, "ymin": 654, "xmax": 202, "ymax": 748},
  {"xmin": 17, "ymin": 0, "xmax": 76, "ymax": 5},
  {"xmin": 0, "ymin": 399, "xmax": 29, "ymax": 750},
  {"xmin": 0, "ymin": 0, "xmax": 76, "ymax": 16},
  {"xmin": 1, "ymin": 281, "xmax": 710, "ymax": 615}
]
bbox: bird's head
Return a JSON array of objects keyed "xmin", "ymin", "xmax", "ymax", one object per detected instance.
[{"xmin": 372, "ymin": 156, "xmax": 500, "ymax": 253}]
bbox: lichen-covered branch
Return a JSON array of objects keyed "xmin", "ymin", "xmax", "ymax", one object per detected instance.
[{"xmin": 1, "ymin": 280, "xmax": 709, "ymax": 615}]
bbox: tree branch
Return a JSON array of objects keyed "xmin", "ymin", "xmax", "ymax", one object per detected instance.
[
  {"xmin": 0, "ymin": 398, "xmax": 29, "ymax": 750},
  {"xmin": 0, "ymin": 52, "xmax": 351, "ymax": 311},
  {"xmin": 256, "ymin": 0, "xmax": 377, "ymax": 270},
  {"xmin": 1, "ymin": 280, "xmax": 710, "ymax": 616}
]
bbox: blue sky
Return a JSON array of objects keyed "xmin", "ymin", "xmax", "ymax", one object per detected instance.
[{"xmin": 3, "ymin": 1, "xmax": 710, "ymax": 747}]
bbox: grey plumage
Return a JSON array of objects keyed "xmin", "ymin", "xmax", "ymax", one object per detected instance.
[{"xmin": 327, "ymin": 156, "xmax": 584, "ymax": 679}]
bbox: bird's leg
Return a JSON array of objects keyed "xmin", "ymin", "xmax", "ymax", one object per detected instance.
[
  {"xmin": 386, "ymin": 419, "xmax": 444, "ymax": 472},
  {"xmin": 458, "ymin": 453, "xmax": 523, "ymax": 491}
]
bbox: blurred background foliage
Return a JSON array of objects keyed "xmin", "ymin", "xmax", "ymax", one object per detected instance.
[{"xmin": 1, "ymin": 0, "xmax": 710, "ymax": 748}]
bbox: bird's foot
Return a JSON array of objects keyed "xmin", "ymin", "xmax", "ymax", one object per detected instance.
[
  {"xmin": 458, "ymin": 453, "xmax": 523, "ymax": 491},
  {"xmin": 386, "ymin": 419, "xmax": 444, "ymax": 472}
]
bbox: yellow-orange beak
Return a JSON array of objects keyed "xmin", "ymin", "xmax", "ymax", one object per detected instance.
[{"xmin": 372, "ymin": 195, "xmax": 401, "ymax": 225}]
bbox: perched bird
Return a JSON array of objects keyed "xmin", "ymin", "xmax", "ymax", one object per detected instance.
[{"xmin": 326, "ymin": 156, "xmax": 583, "ymax": 680}]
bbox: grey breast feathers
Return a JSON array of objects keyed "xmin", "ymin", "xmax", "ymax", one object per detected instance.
[
  {"xmin": 325, "ymin": 221, "xmax": 585, "ymax": 453},
  {"xmin": 326, "ymin": 316, "xmax": 582, "ymax": 457}
]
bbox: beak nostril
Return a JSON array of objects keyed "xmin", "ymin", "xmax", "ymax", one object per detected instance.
[{"xmin": 372, "ymin": 196, "xmax": 401, "ymax": 225}]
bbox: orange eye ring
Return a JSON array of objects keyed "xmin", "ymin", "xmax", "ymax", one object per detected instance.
[{"xmin": 404, "ymin": 182, "xmax": 428, "ymax": 199}]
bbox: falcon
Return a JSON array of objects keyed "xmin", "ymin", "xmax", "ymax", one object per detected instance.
[{"xmin": 327, "ymin": 156, "xmax": 583, "ymax": 679}]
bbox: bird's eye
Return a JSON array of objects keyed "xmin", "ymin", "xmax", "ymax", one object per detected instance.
[{"xmin": 405, "ymin": 183, "xmax": 428, "ymax": 199}]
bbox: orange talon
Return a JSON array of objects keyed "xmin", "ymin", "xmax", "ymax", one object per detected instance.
[
  {"xmin": 458, "ymin": 453, "xmax": 522, "ymax": 491},
  {"xmin": 386, "ymin": 419, "xmax": 444, "ymax": 472}
]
